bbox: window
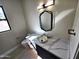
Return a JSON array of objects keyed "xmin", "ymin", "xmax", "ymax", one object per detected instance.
[{"xmin": 0, "ymin": 6, "xmax": 11, "ymax": 32}]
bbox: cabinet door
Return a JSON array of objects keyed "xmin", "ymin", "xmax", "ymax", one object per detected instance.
[{"xmin": 70, "ymin": 0, "xmax": 79, "ymax": 59}]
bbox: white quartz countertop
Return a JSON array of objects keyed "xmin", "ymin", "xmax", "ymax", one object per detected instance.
[{"xmin": 34, "ymin": 37, "xmax": 70, "ymax": 59}]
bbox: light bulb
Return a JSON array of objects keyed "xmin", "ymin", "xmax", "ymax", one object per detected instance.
[
  {"xmin": 45, "ymin": 1, "xmax": 53, "ymax": 6},
  {"xmin": 37, "ymin": 2, "xmax": 43, "ymax": 10},
  {"xmin": 38, "ymin": 9, "xmax": 45, "ymax": 13},
  {"xmin": 46, "ymin": 5, "xmax": 55, "ymax": 11}
]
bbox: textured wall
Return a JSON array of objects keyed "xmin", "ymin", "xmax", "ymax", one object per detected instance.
[
  {"xmin": 70, "ymin": 0, "xmax": 79, "ymax": 59},
  {"xmin": 0, "ymin": 0, "xmax": 27, "ymax": 54},
  {"xmin": 22, "ymin": 0, "xmax": 78, "ymax": 39}
]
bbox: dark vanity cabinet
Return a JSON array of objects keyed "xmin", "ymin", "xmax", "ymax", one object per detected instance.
[
  {"xmin": 76, "ymin": 52, "xmax": 79, "ymax": 59},
  {"xmin": 74, "ymin": 43, "xmax": 79, "ymax": 59},
  {"xmin": 36, "ymin": 45, "xmax": 60, "ymax": 59}
]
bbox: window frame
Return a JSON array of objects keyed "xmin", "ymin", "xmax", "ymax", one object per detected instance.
[{"xmin": 0, "ymin": 6, "xmax": 11, "ymax": 33}]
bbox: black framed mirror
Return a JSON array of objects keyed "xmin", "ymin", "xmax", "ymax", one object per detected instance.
[
  {"xmin": 0, "ymin": 6, "xmax": 11, "ymax": 33},
  {"xmin": 39, "ymin": 11, "xmax": 54, "ymax": 31}
]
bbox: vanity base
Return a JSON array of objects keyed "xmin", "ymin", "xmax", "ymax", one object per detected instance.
[{"xmin": 36, "ymin": 45, "xmax": 60, "ymax": 59}]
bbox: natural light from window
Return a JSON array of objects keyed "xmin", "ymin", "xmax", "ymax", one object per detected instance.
[
  {"xmin": 0, "ymin": 6, "xmax": 11, "ymax": 32},
  {"xmin": 0, "ymin": 7, "xmax": 6, "ymax": 19},
  {"xmin": 0, "ymin": 21, "xmax": 10, "ymax": 32}
]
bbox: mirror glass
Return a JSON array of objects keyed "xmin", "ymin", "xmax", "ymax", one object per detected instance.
[
  {"xmin": 41, "ymin": 12, "xmax": 51, "ymax": 30},
  {"xmin": 0, "ymin": 6, "xmax": 11, "ymax": 32},
  {"xmin": 39, "ymin": 11, "xmax": 54, "ymax": 31}
]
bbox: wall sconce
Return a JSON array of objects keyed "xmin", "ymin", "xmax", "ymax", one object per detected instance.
[{"xmin": 37, "ymin": 0, "xmax": 55, "ymax": 11}]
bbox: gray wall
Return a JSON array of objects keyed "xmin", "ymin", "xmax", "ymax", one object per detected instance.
[
  {"xmin": 22, "ymin": 0, "xmax": 78, "ymax": 39},
  {"xmin": 0, "ymin": 0, "xmax": 27, "ymax": 54},
  {"xmin": 70, "ymin": 0, "xmax": 79, "ymax": 59}
]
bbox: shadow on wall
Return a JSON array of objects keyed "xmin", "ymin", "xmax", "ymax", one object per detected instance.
[
  {"xmin": 55, "ymin": 9, "xmax": 74, "ymax": 23},
  {"xmin": 22, "ymin": 0, "xmax": 77, "ymax": 39},
  {"xmin": 33, "ymin": 9, "xmax": 74, "ymax": 34},
  {"xmin": 33, "ymin": 0, "xmax": 76, "ymax": 37}
]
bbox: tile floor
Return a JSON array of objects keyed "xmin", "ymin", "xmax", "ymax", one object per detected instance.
[{"xmin": 13, "ymin": 46, "xmax": 42, "ymax": 59}]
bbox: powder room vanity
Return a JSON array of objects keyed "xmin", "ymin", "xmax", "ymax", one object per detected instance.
[
  {"xmin": 24, "ymin": 34, "xmax": 70, "ymax": 59},
  {"xmin": 34, "ymin": 36, "xmax": 69, "ymax": 59}
]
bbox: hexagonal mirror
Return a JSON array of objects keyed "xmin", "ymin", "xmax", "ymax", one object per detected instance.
[{"xmin": 39, "ymin": 11, "xmax": 54, "ymax": 31}]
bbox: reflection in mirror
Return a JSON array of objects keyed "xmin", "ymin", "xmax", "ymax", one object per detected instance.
[
  {"xmin": 0, "ymin": 6, "xmax": 11, "ymax": 32},
  {"xmin": 39, "ymin": 11, "xmax": 54, "ymax": 31}
]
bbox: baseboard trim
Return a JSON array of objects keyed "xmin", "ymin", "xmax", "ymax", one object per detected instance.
[{"xmin": 0, "ymin": 45, "xmax": 19, "ymax": 58}]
